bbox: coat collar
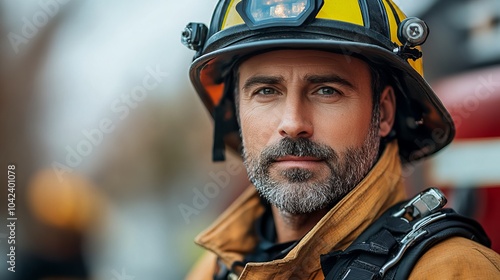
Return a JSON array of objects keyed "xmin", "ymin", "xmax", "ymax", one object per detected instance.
[{"xmin": 195, "ymin": 141, "xmax": 407, "ymax": 279}]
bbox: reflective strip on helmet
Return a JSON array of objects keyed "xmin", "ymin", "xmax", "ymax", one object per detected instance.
[
  {"xmin": 222, "ymin": 0, "xmax": 245, "ymax": 30},
  {"xmin": 382, "ymin": 0, "xmax": 425, "ymax": 76},
  {"xmin": 382, "ymin": 0, "xmax": 405, "ymax": 45},
  {"xmin": 316, "ymin": 0, "xmax": 363, "ymax": 26}
]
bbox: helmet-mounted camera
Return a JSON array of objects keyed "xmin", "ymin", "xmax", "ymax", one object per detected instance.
[
  {"xmin": 394, "ymin": 17, "xmax": 430, "ymax": 61},
  {"xmin": 181, "ymin": 22, "xmax": 208, "ymax": 54}
]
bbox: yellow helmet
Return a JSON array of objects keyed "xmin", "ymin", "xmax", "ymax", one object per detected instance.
[{"xmin": 182, "ymin": 0, "xmax": 454, "ymax": 162}]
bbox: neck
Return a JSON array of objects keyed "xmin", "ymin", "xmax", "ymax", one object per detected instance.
[{"xmin": 271, "ymin": 205, "xmax": 329, "ymax": 243}]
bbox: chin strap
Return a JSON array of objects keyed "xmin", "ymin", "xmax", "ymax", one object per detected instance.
[
  {"xmin": 212, "ymin": 73, "xmax": 240, "ymax": 162},
  {"xmin": 213, "ymin": 104, "xmax": 227, "ymax": 161},
  {"xmin": 212, "ymin": 93, "xmax": 240, "ymax": 162}
]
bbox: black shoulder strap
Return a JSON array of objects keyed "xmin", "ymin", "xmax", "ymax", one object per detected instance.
[{"xmin": 321, "ymin": 188, "xmax": 491, "ymax": 280}]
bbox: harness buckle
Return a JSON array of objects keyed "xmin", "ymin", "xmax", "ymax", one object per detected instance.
[
  {"xmin": 379, "ymin": 212, "xmax": 447, "ymax": 277},
  {"xmin": 392, "ymin": 187, "xmax": 447, "ymax": 221}
]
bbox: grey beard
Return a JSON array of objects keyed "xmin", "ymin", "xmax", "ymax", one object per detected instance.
[{"xmin": 242, "ymin": 115, "xmax": 380, "ymax": 215}]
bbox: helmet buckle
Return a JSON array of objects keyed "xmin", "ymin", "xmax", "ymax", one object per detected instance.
[{"xmin": 393, "ymin": 46, "xmax": 423, "ymax": 61}]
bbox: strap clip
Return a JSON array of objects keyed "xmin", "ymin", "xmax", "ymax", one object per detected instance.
[{"xmin": 392, "ymin": 188, "xmax": 447, "ymax": 221}]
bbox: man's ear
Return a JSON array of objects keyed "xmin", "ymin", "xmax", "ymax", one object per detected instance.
[{"xmin": 378, "ymin": 86, "xmax": 396, "ymax": 137}]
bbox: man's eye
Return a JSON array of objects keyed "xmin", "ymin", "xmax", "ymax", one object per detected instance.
[
  {"xmin": 256, "ymin": 88, "xmax": 276, "ymax": 95},
  {"xmin": 316, "ymin": 87, "xmax": 339, "ymax": 95}
]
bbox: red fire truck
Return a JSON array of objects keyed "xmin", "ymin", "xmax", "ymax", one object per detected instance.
[{"xmin": 426, "ymin": 65, "xmax": 500, "ymax": 253}]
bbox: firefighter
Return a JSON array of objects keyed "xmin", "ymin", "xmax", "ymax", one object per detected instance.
[{"xmin": 182, "ymin": 0, "xmax": 500, "ymax": 279}]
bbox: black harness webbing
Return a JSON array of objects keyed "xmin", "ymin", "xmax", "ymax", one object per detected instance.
[{"xmin": 321, "ymin": 189, "xmax": 491, "ymax": 280}]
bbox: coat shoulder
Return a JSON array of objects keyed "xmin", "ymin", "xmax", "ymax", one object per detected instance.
[
  {"xmin": 185, "ymin": 251, "xmax": 218, "ymax": 280},
  {"xmin": 409, "ymin": 236, "xmax": 500, "ymax": 279}
]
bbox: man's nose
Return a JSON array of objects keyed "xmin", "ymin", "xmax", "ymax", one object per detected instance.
[{"xmin": 277, "ymin": 94, "xmax": 313, "ymax": 139}]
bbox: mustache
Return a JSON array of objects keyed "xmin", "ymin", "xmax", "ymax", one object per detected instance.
[{"xmin": 259, "ymin": 138, "xmax": 338, "ymax": 166}]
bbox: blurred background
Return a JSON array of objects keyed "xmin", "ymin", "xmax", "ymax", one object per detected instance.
[{"xmin": 0, "ymin": 0, "xmax": 498, "ymax": 279}]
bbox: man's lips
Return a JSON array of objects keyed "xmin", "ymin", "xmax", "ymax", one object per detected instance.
[
  {"xmin": 273, "ymin": 156, "xmax": 323, "ymax": 168},
  {"xmin": 275, "ymin": 156, "xmax": 322, "ymax": 162}
]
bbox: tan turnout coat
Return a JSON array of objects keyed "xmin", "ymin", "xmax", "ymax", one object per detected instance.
[{"xmin": 187, "ymin": 142, "xmax": 500, "ymax": 279}]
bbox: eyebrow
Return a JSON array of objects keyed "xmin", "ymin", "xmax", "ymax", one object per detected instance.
[
  {"xmin": 241, "ymin": 75, "xmax": 284, "ymax": 91},
  {"xmin": 241, "ymin": 74, "xmax": 355, "ymax": 91},
  {"xmin": 304, "ymin": 74, "xmax": 355, "ymax": 89}
]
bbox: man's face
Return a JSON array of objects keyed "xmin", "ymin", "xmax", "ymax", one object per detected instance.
[{"xmin": 237, "ymin": 50, "xmax": 383, "ymax": 214}]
